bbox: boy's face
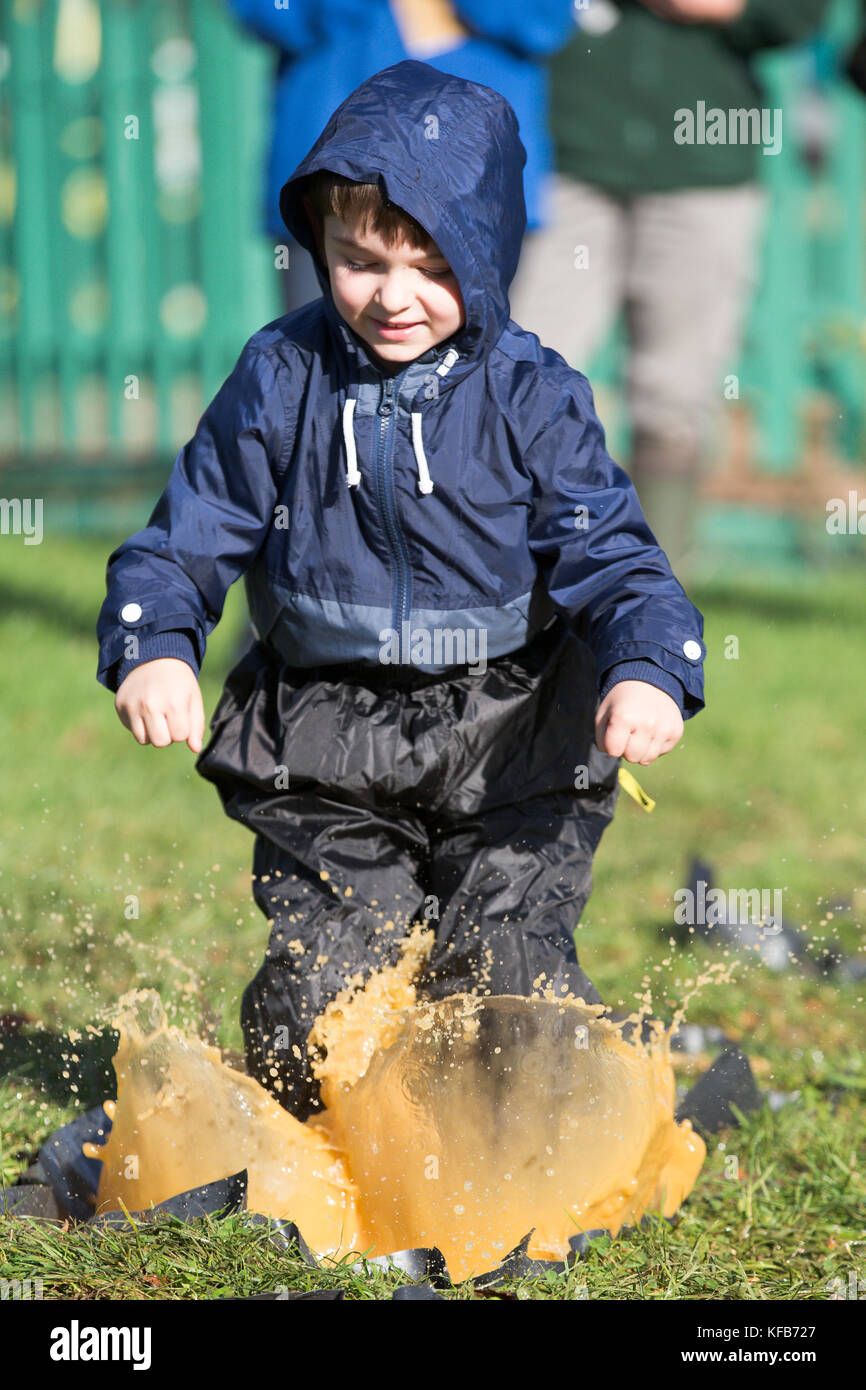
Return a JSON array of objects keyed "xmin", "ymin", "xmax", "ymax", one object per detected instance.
[{"xmin": 320, "ymin": 213, "xmax": 465, "ymax": 372}]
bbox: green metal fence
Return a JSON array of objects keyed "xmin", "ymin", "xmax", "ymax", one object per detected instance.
[
  {"xmin": 746, "ymin": 1, "xmax": 866, "ymax": 471},
  {"xmin": 1, "ymin": 0, "xmax": 276, "ymax": 496},
  {"xmin": 1, "ymin": 0, "xmax": 865, "ymax": 556}
]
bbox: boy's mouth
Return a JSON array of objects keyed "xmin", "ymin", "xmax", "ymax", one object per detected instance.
[{"xmin": 369, "ymin": 317, "xmax": 425, "ymax": 339}]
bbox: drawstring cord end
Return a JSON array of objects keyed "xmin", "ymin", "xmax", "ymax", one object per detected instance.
[{"xmin": 342, "ymin": 396, "xmax": 361, "ymax": 488}]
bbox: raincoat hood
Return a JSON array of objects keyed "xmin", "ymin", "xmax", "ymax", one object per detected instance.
[{"xmin": 278, "ymin": 60, "xmax": 527, "ymax": 381}]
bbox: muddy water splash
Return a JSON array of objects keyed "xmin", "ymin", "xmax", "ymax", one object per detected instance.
[{"xmin": 91, "ymin": 925, "xmax": 705, "ymax": 1281}]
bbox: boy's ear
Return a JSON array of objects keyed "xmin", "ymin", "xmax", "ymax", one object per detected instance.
[{"xmin": 302, "ymin": 193, "xmax": 325, "ymax": 261}]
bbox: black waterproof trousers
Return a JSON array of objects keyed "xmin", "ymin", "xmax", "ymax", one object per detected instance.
[{"xmin": 195, "ymin": 614, "xmax": 620, "ymax": 1121}]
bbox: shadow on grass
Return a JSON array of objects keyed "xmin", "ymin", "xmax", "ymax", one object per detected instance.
[
  {"xmin": 689, "ymin": 569, "xmax": 864, "ymax": 625},
  {"xmin": 0, "ymin": 571, "xmax": 255, "ymax": 683},
  {"xmin": 0, "ymin": 579, "xmax": 99, "ymax": 642}
]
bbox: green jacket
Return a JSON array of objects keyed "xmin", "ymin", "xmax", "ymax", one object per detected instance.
[{"xmin": 549, "ymin": 0, "xmax": 831, "ymax": 192}]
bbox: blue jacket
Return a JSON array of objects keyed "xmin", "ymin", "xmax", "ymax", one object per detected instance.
[
  {"xmin": 96, "ymin": 60, "xmax": 706, "ymax": 720},
  {"xmin": 228, "ymin": 0, "xmax": 578, "ymax": 232}
]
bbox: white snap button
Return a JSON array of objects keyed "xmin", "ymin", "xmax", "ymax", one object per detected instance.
[
  {"xmin": 682, "ymin": 639, "xmax": 702, "ymax": 660},
  {"xmin": 120, "ymin": 603, "xmax": 142, "ymax": 623}
]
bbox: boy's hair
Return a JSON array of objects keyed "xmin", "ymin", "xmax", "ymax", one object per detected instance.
[{"xmin": 303, "ymin": 169, "xmax": 434, "ymax": 251}]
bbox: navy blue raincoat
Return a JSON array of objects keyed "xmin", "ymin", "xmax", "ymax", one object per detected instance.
[{"xmin": 96, "ymin": 59, "xmax": 706, "ymax": 715}]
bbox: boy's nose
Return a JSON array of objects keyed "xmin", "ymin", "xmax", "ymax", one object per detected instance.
[{"xmin": 373, "ymin": 270, "xmax": 417, "ymax": 315}]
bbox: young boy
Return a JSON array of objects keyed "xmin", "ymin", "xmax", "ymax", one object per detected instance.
[{"xmin": 97, "ymin": 60, "xmax": 706, "ymax": 1123}]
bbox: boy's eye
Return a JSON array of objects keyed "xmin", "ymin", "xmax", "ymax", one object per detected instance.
[{"xmin": 342, "ymin": 258, "xmax": 452, "ymax": 279}]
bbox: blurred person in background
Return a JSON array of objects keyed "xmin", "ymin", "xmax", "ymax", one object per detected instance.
[
  {"xmin": 228, "ymin": 0, "xmax": 581, "ymax": 314},
  {"xmin": 509, "ymin": 0, "xmax": 831, "ymax": 576}
]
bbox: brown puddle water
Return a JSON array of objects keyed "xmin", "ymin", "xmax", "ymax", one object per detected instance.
[{"xmin": 89, "ymin": 924, "xmax": 706, "ymax": 1281}]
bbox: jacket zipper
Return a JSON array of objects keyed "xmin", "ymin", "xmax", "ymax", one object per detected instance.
[{"xmin": 375, "ymin": 368, "xmax": 414, "ymax": 640}]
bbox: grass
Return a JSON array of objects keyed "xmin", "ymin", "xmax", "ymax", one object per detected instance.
[
  {"xmin": 0, "ymin": 535, "xmax": 864, "ymax": 1299},
  {"xmin": 2, "ymin": 1089, "xmax": 862, "ymax": 1300}
]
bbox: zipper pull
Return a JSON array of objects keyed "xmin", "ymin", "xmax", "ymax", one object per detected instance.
[{"xmin": 618, "ymin": 766, "xmax": 656, "ymax": 812}]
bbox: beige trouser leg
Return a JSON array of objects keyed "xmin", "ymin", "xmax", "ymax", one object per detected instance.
[
  {"xmin": 509, "ymin": 176, "xmax": 768, "ymax": 574},
  {"xmin": 509, "ymin": 173, "xmax": 628, "ymax": 370}
]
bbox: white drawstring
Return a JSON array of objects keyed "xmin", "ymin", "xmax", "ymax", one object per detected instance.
[
  {"xmin": 343, "ymin": 347, "xmax": 460, "ymax": 496},
  {"xmin": 411, "ymin": 412, "xmax": 433, "ymax": 494},
  {"xmin": 342, "ymin": 396, "xmax": 360, "ymax": 488}
]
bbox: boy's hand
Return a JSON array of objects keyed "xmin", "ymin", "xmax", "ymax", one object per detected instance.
[
  {"xmin": 115, "ymin": 659, "xmax": 206, "ymax": 753},
  {"xmin": 595, "ymin": 680, "xmax": 683, "ymax": 765}
]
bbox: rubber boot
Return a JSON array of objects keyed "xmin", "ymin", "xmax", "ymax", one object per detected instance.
[{"xmin": 627, "ymin": 432, "xmax": 703, "ymax": 583}]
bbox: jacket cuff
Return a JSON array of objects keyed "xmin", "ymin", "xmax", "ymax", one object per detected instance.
[
  {"xmin": 111, "ymin": 629, "xmax": 201, "ymax": 693},
  {"xmin": 593, "ymin": 635, "xmax": 705, "ymax": 718},
  {"xmin": 599, "ymin": 660, "xmax": 687, "ymax": 716}
]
